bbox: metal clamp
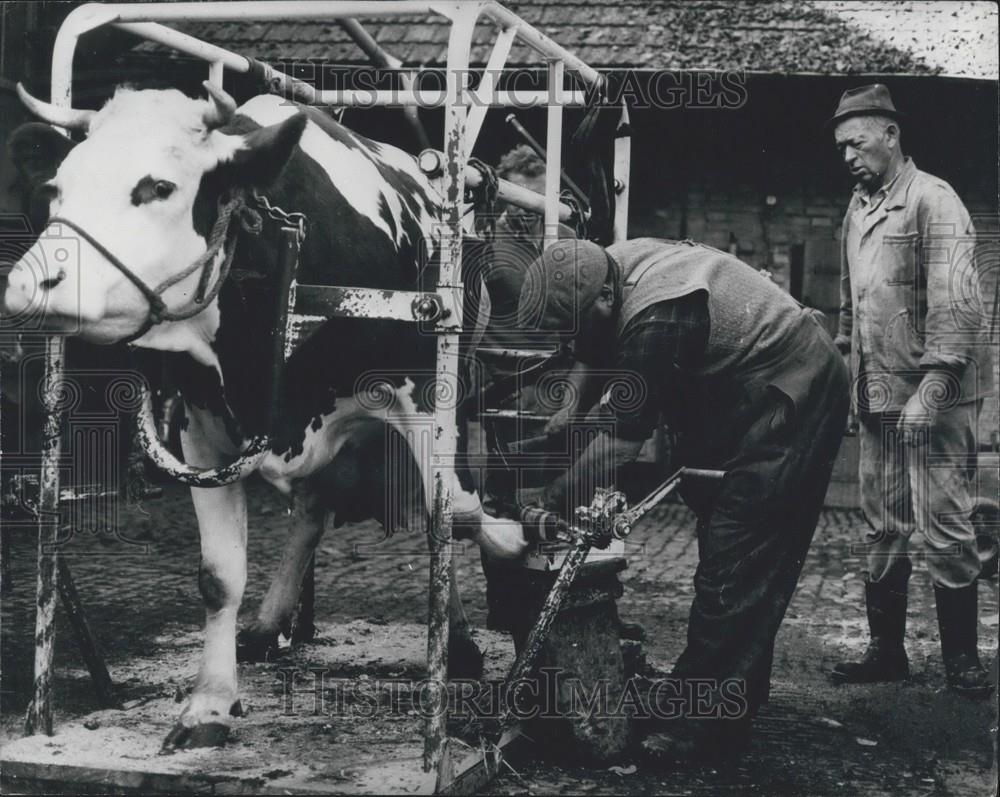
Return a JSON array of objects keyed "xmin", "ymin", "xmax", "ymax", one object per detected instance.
[
  {"xmin": 575, "ymin": 486, "xmax": 628, "ymax": 546},
  {"xmin": 490, "ymin": 466, "xmax": 725, "ymax": 743}
]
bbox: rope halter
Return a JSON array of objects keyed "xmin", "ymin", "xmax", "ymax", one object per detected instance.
[{"xmin": 47, "ymin": 192, "xmax": 253, "ymax": 343}]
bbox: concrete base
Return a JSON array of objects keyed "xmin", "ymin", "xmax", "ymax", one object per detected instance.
[{"xmin": 0, "ymin": 621, "xmax": 521, "ymax": 795}]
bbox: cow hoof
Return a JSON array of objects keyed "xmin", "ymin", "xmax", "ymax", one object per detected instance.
[
  {"xmin": 236, "ymin": 628, "xmax": 282, "ymax": 663},
  {"xmin": 161, "ymin": 720, "xmax": 230, "ymax": 752},
  {"xmin": 447, "ymin": 633, "xmax": 484, "ymax": 680}
]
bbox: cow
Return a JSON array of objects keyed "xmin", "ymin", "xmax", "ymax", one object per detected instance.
[{"xmin": 2, "ymin": 82, "xmax": 529, "ymax": 750}]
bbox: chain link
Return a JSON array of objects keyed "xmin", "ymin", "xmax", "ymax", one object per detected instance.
[{"xmin": 251, "ymin": 189, "xmax": 308, "ymax": 242}]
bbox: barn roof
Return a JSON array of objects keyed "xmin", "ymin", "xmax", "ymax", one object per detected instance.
[
  {"xmin": 815, "ymin": 1, "xmax": 997, "ymax": 80},
  {"xmin": 132, "ymin": 1, "xmax": 997, "ymax": 80}
]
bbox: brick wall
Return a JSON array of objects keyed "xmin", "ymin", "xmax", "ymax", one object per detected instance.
[{"xmin": 628, "ymin": 180, "xmax": 843, "ymax": 298}]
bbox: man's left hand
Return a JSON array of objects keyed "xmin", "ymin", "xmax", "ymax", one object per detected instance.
[{"xmin": 896, "ymin": 392, "xmax": 934, "ymax": 445}]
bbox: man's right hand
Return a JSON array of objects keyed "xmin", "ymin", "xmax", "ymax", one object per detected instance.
[{"xmin": 832, "ymin": 336, "xmax": 855, "ymax": 432}]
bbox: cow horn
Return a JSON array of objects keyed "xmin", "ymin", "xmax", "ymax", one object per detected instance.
[
  {"xmin": 16, "ymin": 82, "xmax": 95, "ymax": 131},
  {"xmin": 202, "ymin": 80, "xmax": 237, "ymax": 128}
]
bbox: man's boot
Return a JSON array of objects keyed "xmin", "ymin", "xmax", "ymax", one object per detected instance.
[
  {"xmin": 934, "ymin": 583, "xmax": 994, "ymax": 699},
  {"xmin": 831, "ymin": 575, "xmax": 909, "ymax": 683}
]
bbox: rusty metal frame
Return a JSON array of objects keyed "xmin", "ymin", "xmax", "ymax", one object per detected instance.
[{"xmin": 26, "ymin": 1, "xmax": 617, "ymax": 789}]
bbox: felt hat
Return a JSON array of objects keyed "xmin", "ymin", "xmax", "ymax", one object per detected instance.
[{"xmin": 827, "ymin": 83, "xmax": 903, "ymax": 128}]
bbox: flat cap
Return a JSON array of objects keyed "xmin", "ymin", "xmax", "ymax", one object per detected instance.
[{"xmin": 516, "ymin": 239, "xmax": 610, "ymax": 333}]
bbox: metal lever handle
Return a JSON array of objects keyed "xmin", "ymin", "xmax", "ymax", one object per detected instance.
[{"xmin": 612, "ymin": 466, "xmax": 725, "ymax": 540}]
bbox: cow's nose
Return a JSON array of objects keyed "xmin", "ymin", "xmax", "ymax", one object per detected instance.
[
  {"xmin": 3, "ymin": 259, "xmax": 49, "ymax": 318},
  {"xmin": 1, "ymin": 277, "xmax": 30, "ymax": 317}
]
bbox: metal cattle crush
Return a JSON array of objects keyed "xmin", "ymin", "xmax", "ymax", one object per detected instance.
[{"xmin": 11, "ymin": 1, "xmax": 631, "ymax": 791}]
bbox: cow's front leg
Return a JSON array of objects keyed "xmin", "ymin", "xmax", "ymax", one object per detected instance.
[
  {"xmin": 237, "ymin": 482, "xmax": 324, "ymax": 662},
  {"xmin": 163, "ymin": 409, "xmax": 248, "ymax": 751}
]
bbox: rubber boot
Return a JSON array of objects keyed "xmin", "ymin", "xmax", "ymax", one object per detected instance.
[
  {"xmin": 831, "ymin": 575, "xmax": 910, "ymax": 684},
  {"xmin": 934, "ymin": 584, "xmax": 994, "ymax": 699}
]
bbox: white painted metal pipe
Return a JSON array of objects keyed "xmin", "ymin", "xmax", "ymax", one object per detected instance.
[
  {"xmin": 114, "ymin": 21, "xmax": 253, "ymax": 73},
  {"xmin": 54, "ymin": 3, "xmax": 440, "ymax": 109},
  {"xmin": 613, "ymin": 102, "xmax": 631, "ymax": 242},
  {"xmin": 421, "ymin": 149, "xmax": 578, "ymax": 223},
  {"xmin": 208, "ymin": 59, "xmax": 225, "ymax": 87},
  {"xmin": 423, "ymin": 1, "xmax": 476, "ymax": 778},
  {"xmin": 543, "ymin": 58, "xmax": 565, "ymax": 249},
  {"xmin": 465, "ymin": 23, "xmax": 519, "ymax": 152},
  {"xmin": 482, "ymin": 2, "xmax": 604, "ymax": 90},
  {"xmin": 84, "ymin": 1, "xmax": 437, "ymax": 23},
  {"xmin": 54, "ymin": 3, "xmax": 606, "ymax": 118},
  {"xmin": 52, "ymin": 4, "xmax": 120, "ymax": 109},
  {"xmin": 311, "ymin": 87, "xmax": 588, "ymax": 108}
]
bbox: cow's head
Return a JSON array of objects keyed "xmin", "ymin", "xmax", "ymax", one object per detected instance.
[{"xmin": 2, "ymin": 83, "xmax": 306, "ymax": 349}]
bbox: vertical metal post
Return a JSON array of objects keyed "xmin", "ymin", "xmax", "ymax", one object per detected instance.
[
  {"xmin": 208, "ymin": 59, "xmax": 225, "ymax": 86},
  {"xmin": 24, "ymin": 335, "xmax": 65, "ymax": 736},
  {"xmin": 613, "ymin": 102, "xmax": 631, "ymax": 242},
  {"xmin": 424, "ymin": 2, "xmax": 477, "ymax": 778},
  {"xmin": 24, "ymin": 40, "xmax": 76, "ymax": 739},
  {"xmin": 543, "ymin": 58, "xmax": 564, "ymax": 250}
]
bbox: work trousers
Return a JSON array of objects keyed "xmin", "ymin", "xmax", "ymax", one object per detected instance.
[
  {"xmin": 858, "ymin": 401, "xmax": 983, "ymax": 589},
  {"xmin": 670, "ymin": 322, "xmax": 849, "ymax": 719}
]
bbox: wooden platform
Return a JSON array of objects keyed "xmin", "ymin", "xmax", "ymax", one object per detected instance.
[{"xmin": 1, "ymin": 621, "xmax": 522, "ymax": 795}]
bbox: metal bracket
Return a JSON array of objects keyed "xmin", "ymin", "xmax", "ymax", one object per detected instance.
[{"xmin": 291, "ymin": 284, "xmax": 456, "ymax": 324}]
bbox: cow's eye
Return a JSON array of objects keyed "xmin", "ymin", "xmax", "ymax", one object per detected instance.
[
  {"xmin": 154, "ymin": 180, "xmax": 175, "ymax": 200},
  {"xmin": 131, "ymin": 176, "xmax": 177, "ymax": 205}
]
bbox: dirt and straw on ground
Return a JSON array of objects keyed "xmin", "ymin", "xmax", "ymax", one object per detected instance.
[{"xmin": 1, "ymin": 474, "xmax": 997, "ymax": 795}]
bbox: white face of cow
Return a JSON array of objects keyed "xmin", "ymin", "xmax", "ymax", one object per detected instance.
[{"xmin": 2, "ymin": 85, "xmax": 304, "ymax": 351}]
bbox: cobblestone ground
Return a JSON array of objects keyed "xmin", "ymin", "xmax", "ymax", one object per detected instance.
[{"xmin": 1, "ymin": 478, "xmax": 997, "ymax": 795}]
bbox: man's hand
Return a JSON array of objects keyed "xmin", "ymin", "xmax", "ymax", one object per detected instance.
[
  {"xmin": 472, "ymin": 519, "xmax": 529, "ymax": 560},
  {"xmin": 896, "ymin": 391, "xmax": 933, "ymax": 445},
  {"xmin": 832, "ymin": 342, "xmax": 857, "ymax": 433},
  {"xmin": 452, "ymin": 477, "xmax": 528, "ymax": 560},
  {"xmin": 542, "ymin": 361, "xmax": 592, "ymax": 436},
  {"xmin": 543, "ymin": 403, "xmax": 574, "ymax": 436}
]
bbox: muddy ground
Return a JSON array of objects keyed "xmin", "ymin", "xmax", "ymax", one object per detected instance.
[{"xmin": 1, "ymin": 477, "xmax": 997, "ymax": 795}]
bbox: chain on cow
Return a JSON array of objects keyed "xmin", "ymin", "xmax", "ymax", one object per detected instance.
[{"xmin": 250, "ymin": 188, "xmax": 308, "ymax": 243}]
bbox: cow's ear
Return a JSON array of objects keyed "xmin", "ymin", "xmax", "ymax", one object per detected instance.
[
  {"xmin": 229, "ymin": 113, "xmax": 307, "ymax": 188},
  {"xmin": 8, "ymin": 123, "xmax": 76, "ymax": 188}
]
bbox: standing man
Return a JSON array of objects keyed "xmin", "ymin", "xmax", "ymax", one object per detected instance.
[
  {"xmin": 516, "ymin": 237, "xmax": 849, "ymax": 762},
  {"xmin": 829, "ymin": 84, "xmax": 994, "ymax": 697}
]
